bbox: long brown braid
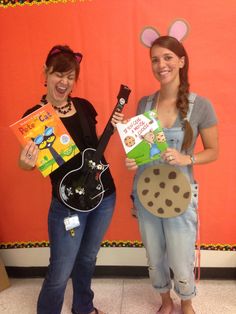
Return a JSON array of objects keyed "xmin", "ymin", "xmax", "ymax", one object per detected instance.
[{"xmin": 150, "ymin": 36, "xmax": 193, "ymax": 151}]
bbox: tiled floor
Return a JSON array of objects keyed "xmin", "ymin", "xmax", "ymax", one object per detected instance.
[{"xmin": 0, "ymin": 277, "xmax": 236, "ymax": 314}]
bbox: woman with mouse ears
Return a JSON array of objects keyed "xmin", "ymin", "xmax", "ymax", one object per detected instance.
[
  {"xmin": 18, "ymin": 44, "xmax": 124, "ymax": 314},
  {"xmin": 126, "ymin": 27, "xmax": 218, "ymax": 314}
]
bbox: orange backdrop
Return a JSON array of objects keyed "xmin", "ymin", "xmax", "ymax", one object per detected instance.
[{"xmin": 1, "ymin": 0, "xmax": 236, "ymax": 247}]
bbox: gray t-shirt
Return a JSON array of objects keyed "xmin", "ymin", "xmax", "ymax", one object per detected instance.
[{"xmin": 137, "ymin": 91, "xmax": 218, "ymax": 153}]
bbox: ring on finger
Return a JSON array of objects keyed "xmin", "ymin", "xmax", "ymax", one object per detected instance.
[{"xmin": 27, "ymin": 154, "xmax": 32, "ymax": 159}]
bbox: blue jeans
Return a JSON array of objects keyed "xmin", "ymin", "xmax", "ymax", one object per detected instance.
[{"xmin": 37, "ymin": 193, "xmax": 116, "ymax": 314}]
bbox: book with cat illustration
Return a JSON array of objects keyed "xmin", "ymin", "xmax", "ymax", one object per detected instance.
[
  {"xmin": 116, "ymin": 110, "xmax": 168, "ymax": 166},
  {"xmin": 10, "ymin": 103, "xmax": 80, "ymax": 177}
]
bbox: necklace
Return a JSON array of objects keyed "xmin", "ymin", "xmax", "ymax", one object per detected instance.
[{"xmin": 40, "ymin": 95, "xmax": 72, "ymax": 115}]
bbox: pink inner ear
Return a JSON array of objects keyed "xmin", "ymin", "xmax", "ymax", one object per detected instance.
[
  {"xmin": 169, "ymin": 20, "xmax": 188, "ymax": 41},
  {"xmin": 140, "ymin": 27, "xmax": 160, "ymax": 47}
]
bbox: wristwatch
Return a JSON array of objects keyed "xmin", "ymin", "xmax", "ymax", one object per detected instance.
[{"xmin": 189, "ymin": 155, "xmax": 196, "ymax": 165}]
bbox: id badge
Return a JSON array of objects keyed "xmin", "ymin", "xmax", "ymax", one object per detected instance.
[{"xmin": 64, "ymin": 215, "xmax": 80, "ymax": 231}]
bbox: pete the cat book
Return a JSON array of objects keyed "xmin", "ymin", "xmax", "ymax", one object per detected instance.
[
  {"xmin": 10, "ymin": 103, "xmax": 80, "ymax": 177},
  {"xmin": 117, "ymin": 110, "xmax": 168, "ymax": 166}
]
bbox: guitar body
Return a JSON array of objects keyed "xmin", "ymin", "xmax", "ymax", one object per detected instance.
[{"xmin": 59, "ymin": 148, "xmax": 109, "ymax": 212}]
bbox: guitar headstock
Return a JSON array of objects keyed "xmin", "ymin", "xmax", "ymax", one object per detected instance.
[{"xmin": 116, "ymin": 84, "xmax": 131, "ymax": 112}]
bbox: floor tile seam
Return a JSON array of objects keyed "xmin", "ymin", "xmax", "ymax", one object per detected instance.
[{"xmin": 119, "ymin": 279, "xmax": 125, "ymax": 314}]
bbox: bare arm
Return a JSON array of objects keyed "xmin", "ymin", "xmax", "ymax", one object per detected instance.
[
  {"xmin": 162, "ymin": 125, "xmax": 219, "ymax": 166},
  {"xmin": 193, "ymin": 125, "xmax": 219, "ymax": 164}
]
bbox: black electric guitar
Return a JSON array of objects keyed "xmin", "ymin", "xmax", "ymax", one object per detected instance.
[{"xmin": 58, "ymin": 84, "xmax": 131, "ymax": 212}]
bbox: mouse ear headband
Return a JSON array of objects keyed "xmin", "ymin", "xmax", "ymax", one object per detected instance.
[{"xmin": 140, "ymin": 19, "xmax": 189, "ymax": 48}]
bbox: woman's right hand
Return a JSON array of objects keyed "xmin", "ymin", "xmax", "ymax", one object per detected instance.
[
  {"xmin": 125, "ymin": 157, "xmax": 138, "ymax": 171},
  {"xmin": 19, "ymin": 141, "xmax": 39, "ymax": 170}
]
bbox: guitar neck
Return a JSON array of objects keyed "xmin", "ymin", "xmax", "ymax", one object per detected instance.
[{"xmin": 93, "ymin": 84, "xmax": 131, "ymax": 163}]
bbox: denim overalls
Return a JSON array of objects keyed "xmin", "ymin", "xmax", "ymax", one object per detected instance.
[{"xmin": 132, "ymin": 92, "xmax": 199, "ymax": 300}]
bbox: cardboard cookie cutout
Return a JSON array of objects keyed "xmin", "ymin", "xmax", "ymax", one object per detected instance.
[
  {"xmin": 140, "ymin": 19, "xmax": 189, "ymax": 47},
  {"xmin": 137, "ymin": 164, "xmax": 191, "ymax": 218}
]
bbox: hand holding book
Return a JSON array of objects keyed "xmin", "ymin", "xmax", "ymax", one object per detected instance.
[
  {"xmin": 117, "ymin": 110, "xmax": 168, "ymax": 167},
  {"xmin": 19, "ymin": 141, "xmax": 39, "ymax": 170},
  {"xmin": 125, "ymin": 157, "xmax": 138, "ymax": 171},
  {"xmin": 10, "ymin": 103, "xmax": 80, "ymax": 177}
]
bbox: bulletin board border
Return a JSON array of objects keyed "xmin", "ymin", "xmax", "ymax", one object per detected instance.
[
  {"xmin": 0, "ymin": 0, "xmax": 78, "ymax": 9},
  {"xmin": 0, "ymin": 241, "xmax": 236, "ymax": 251}
]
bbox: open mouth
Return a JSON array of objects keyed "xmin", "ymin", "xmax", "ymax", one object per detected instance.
[{"xmin": 56, "ymin": 86, "xmax": 67, "ymax": 95}]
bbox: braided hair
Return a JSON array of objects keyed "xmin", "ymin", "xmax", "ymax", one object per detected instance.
[{"xmin": 150, "ymin": 36, "xmax": 193, "ymax": 151}]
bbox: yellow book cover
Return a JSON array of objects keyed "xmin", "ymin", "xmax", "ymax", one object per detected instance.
[{"xmin": 10, "ymin": 103, "xmax": 80, "ymax": 177}]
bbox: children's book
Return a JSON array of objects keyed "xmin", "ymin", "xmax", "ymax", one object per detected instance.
[
  {"xmin": 10, "ymin": 103, "xmax": 80, "ymax": 177},
  {"xmin": 117, "ymin": 110, "xmax": 168, "ymax": 166}
]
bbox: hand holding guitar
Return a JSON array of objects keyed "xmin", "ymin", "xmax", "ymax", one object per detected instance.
[{"xmin": 111, "ymin": 111, "xmax": 124, "ymax": 129}]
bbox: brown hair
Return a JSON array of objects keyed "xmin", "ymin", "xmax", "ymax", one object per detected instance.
[
  {"xmin": 150, "ymin": 36, "xmax": 193, "ymax": 151},
  {"xmin": 45, "ymin": 45, "xmax": 82, "ymax": 81}
]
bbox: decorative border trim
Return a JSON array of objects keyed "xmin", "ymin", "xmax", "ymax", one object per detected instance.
[
  {"xmin": 0, "ymin": 0, "xmax": 90, "ymax": 9},
  {"xmin": 1, "ymin": 241, "xmax": 236, "ymax": 251},
  {"xmin": 0, "ymin": 241, "xmax": 50, "ymax": 249}
]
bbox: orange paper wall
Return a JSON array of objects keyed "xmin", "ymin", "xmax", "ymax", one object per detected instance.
[{"xmin": 0, "ymin": 0, "xmax": 236, "ymax": 246}]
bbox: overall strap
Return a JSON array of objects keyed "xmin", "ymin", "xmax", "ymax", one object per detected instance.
[
  {"xmin": 187, "ymin": 92, "xmax": 197, "ymax": 121},
  {"xmin": 144, "ymin": 93, "xmax": 156, "ymax": 112},
  {"xmin": 144, "ymin": 92, "xmax": 197, "ymax": 118}
]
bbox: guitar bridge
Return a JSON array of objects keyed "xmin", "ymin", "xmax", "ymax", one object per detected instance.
[
  {"xmin": 75, "ymin": 187, "xmax": 85, "ymax": 195},
  {"xmin": 88, "ymin": 160, "xmax": 96, "ymax": 169},
  {"xmin": 88, "ymin": 160, "xmax": 105, "ymax": 171}
]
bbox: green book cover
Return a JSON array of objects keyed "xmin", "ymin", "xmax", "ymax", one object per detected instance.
[{"xmin": 117, "ymin": 110, "xmax": 168, "ymax": 166}]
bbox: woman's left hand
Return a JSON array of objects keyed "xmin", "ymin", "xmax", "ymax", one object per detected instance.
[
  {"xmin": 161, "ymin": 148, "xmax": 191, "ymax": 166},
  {"xmin": 111, "ymin": 111, "xmax": 124, "ymax": 129}
]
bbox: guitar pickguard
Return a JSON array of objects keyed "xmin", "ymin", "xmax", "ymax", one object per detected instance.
[{"xmin": 59, "ymin": 148, "xmax": 109, "ymax": 212}]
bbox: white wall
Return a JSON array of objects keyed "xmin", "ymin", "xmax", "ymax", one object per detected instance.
[{"xmin": 1, "ymin": 248, "xmax": 236, "ymax": 268}]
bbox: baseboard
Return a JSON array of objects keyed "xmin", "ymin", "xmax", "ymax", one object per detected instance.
[{"xmin": 6, "ymin": 266, "xmax": 236, "ymax": 280}]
